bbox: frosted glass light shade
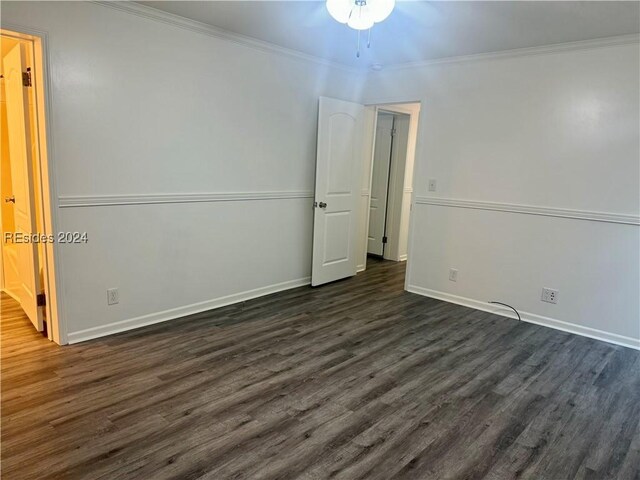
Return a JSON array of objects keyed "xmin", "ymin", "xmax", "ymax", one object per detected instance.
[
  {"xmin": 326, "ymin": 0, "xmax": 352, "ymax": 23},
  {"xmin": 368, "ymin": 0, "xmax": 395, "ymax": 22}
]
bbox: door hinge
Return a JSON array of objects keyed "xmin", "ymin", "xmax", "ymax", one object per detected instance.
[
  {"xmin": 382, "ymin": 236, "xmax": 388, "ymax": 244},
  {"xmin": 390, "ymin": 128, "xmax": 396, "ymax": 137},
  {"xmin": 37, "ymin": 292, "xmax": 46, "ymax": 306},
  {"xmin": 22, "ymin": 68, "xmax": 32, "ymax": 87}
]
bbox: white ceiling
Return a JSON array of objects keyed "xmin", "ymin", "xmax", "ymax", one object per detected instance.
[{"xmin": 139, "ymin": 1, "xmax": 640, "ymax": 68}]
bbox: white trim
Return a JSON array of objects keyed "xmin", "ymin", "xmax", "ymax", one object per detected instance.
[
  {"xmin": 406, "ymin": 285, "xmax": 640, "ymax": 351},
  {"xmin": 92, "ymin": 1, "xmax": 360, "ymax": 75},
  {"xmin": 378, "ymin": 34, "xmax": 640, "ymax": 72},
  {"xmin": 414, "ymin": 196, "xmax": 640, "ymax": 226},
  {"xmin": 67, "ymin": 276, "xmax": 311, "ymax": 344},
  {"xmin": 58, "ymin": 191, "xmax": 314, "ymax": 208},
  {"xmin": 398, "ymin": 254, "xmax": 407, "ymax": 261}
]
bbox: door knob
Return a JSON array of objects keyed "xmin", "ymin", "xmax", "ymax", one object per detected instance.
[
  {"xmin": 318, "ymin": 202, "xmax": 327, "ymax": 208},
  {"xmin": 4, "ymin": 196, "xmax": 15, "ymax": 203}
]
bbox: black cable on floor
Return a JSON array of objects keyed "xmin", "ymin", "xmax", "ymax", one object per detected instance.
[{"xmin": 488, "ymin": 301, "xmax": 521, "ymax": 321}]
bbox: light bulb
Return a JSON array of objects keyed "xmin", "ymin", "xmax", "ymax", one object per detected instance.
[{"xmin": 347, "ymin": 3, "xmax": 374, "ymax": 30}]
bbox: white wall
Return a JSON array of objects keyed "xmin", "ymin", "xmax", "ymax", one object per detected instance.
[
  {"xmin": 364, "ymin": 41, "xmax": 640, "ymax": 348},
  {"xmin": 1, "ymin": 1, "xmax": 364, "ymax": 342}
]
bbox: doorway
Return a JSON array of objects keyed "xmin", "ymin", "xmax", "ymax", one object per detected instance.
[
  {"xmin": 1, "ymin": 29, "xmax": 61, "ymax": 343},
  {"xmin": 311, "ymin": 97, "xmax": 419, "ymax": 287},
  {"xmin": 361, "ymin": 102, "xmax": 420, "ymax": 269},
  {"xmin": 367, "ymin": 109, "xmax": 410, "ymax": 260}
]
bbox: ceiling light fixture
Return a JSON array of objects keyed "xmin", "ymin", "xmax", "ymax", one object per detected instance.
[{"xmin": 326, "ymin": 0, "xmax": 395, "ymax": 57}]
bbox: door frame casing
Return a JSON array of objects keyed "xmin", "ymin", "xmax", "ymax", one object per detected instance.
[{"xmin": 1, "ymin": 25, "xmax": 67, "ymax": 344}]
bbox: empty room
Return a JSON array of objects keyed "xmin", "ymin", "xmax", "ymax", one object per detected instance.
[{"xmin": 1, "ymin": 1, "xmax": 639, "ymax": 479}]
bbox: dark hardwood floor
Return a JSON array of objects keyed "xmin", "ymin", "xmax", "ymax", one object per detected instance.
[{"xmin": 2, "ymin": 259, "xmax": 639, "ymax": 480}]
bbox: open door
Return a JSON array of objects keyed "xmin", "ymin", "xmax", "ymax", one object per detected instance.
[
  {"xmin": 367, "ymin": 112, "xmax": 394, "ymax": 256},
  {"xmin": 311, "ymin": 97, "xmax": 364, "ymax": 286},
  {"xmin": 3, "ymin": 43, "xmax": 43, "ymax": 331}
]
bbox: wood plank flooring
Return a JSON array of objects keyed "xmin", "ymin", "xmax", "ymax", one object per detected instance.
[{"xmin": 2, "ymin": 259, "xmax": 639, "ymax": 480}]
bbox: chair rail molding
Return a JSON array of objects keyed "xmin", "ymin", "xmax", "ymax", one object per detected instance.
[
  {"xmin": 414, "ymin": 196, "xmax": 640, "ymax": 226},
  {"xmin": 58, "ymin": 191, "xmax": 315, "ymax": 208}
]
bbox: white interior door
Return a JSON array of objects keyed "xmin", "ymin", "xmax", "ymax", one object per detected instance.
[
  {"xmin": 1, "ymin": 94, "xmax": 21, "ymax": 299},
  {"xmin": 312, "ymin": 96, "xmax": 364, "ymax": 286},
  {"xmin": 3, "ymin": 43, "xmax": 43, "ymax": 331},
  {"xmin": 367, "ymin": 113, "xmax": 394, "ymax": 256}
]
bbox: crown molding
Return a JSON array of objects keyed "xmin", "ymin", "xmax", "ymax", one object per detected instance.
[
  {"xmin": 58, "ymin": 191, "xmax": 314, "ymax": 208},
  {"xmin": 92, "ymin": 1, "xmax": 362, "ymax": 75},
  {"xmin": 414, "ymin": 196, "xmax": 640, "ymax": 226},
  {"xmin": 92, "ymin": 3, "xmax": 638, "ymax": 76},
  {"xmin": 378, "ymin": 33, "xmax": 640, "ymax": 73}
]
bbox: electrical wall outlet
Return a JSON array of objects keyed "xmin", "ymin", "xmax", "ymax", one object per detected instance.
[
  {"xmin": 541, "ymin": 287, "xmax": 558, "ymax": 304},
  {"xmin": 107, "ymin": 288, "xmax": 119, "ymax": 305},
  {"xmin": 428, "ymin": 179, "xmax": 437, "ymax": 192},
  {"xmin": 449, "ymin": 268, "xmax": 458, "ymax": 282}
]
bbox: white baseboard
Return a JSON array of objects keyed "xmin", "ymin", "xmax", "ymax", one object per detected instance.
[
  {"xmin": 67, "ymin": 277, "xmax": 311, "ymax": 344},
  {"xmin": 406, "ymin": 285, "xmax": 640, "ymax": 350},
  {"xmin": 356, "ymin": 264, "xmax": 366, "ymax": 273},
  {"xmin": 398, "ymin": 255, "xmax": 408, "ymax": 261}
]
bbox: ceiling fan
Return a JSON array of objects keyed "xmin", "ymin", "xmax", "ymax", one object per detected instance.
[{"xmin": 326, "ymin": 0, "xmax": 396, "ymax": 57}]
